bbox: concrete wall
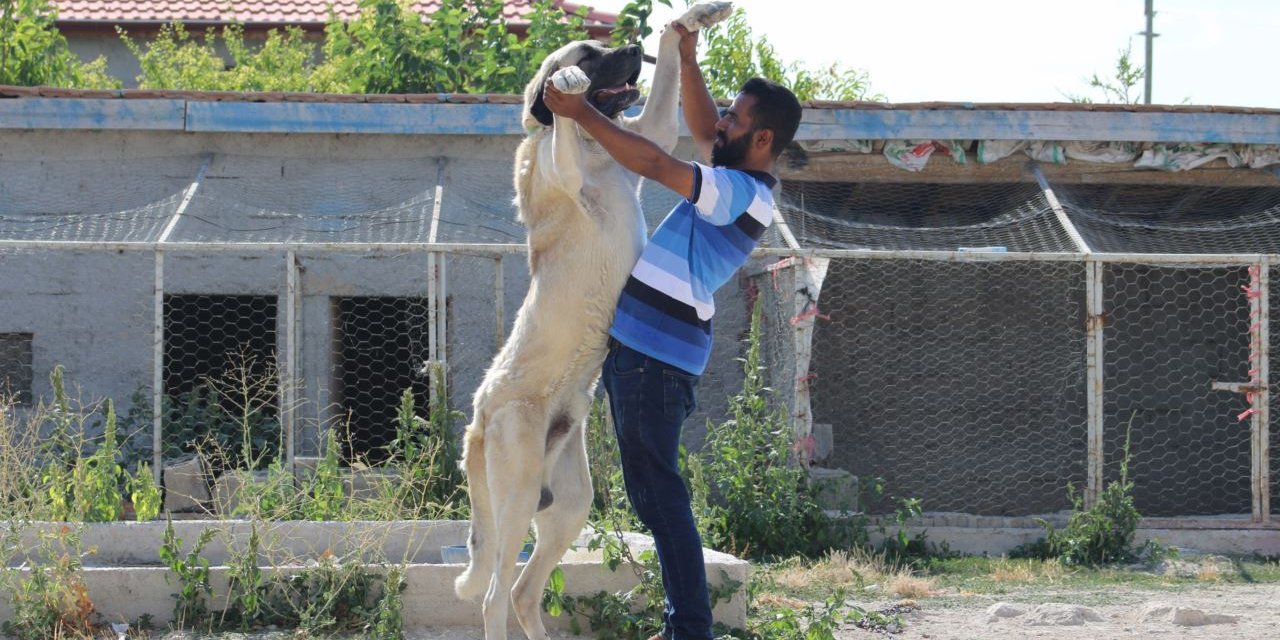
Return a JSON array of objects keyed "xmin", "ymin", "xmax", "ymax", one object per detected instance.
[
  {"xmin": 0, "ymin": 129, "xmax": 751, "ymax": 457},
  {"xmin": 67, "ymin": 36, "xmax": 141, "ymax": 88}
]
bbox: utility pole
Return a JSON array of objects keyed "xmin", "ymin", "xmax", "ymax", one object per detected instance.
[{"xmin": 1139, "ymin": 0, "xmax": 1158, "ymax": 104}]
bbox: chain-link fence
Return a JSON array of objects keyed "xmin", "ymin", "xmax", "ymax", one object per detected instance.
[{"xmin": 1, "ymin": 151, "xmax": 1277, "ymax": 524}]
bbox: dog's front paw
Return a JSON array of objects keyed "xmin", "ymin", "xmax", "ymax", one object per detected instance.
[
  {"xmin": 549, "ymin": 66, "xmax": 591, "ymax": 95},
  {"xmin": 677, "ymin": 1, "xmax": 734, "ymax": 31}
]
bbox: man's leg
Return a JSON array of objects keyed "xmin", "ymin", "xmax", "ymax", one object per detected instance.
[{"xmin": 603, "ymin": 343, "xmax": 710, "ymax": 640}]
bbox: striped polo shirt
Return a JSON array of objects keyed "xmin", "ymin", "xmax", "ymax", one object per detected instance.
[{"xmin": 610, "ymin": 162, "xmax": 776, "ymax": 375}]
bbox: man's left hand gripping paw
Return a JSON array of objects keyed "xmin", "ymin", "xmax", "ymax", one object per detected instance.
[{"xmin": 550, "ymin": 66, "xmax": 591, "ymax": 95}]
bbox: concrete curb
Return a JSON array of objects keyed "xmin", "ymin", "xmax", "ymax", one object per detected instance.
[{"xmin": 0, "ymin": 521, "xmax": 749, "ymax": 632}]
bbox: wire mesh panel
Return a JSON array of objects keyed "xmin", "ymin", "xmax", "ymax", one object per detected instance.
[
  {"xmin": 162, "ymin": 293, "xmax": 280, "ymax": 466},
  {"xmin": 173, "ymin": 156, "xmax": 439, "ymax": 244},
  {"xmin": 1102, "ymin": 263, "xmax": 1254, "ymax": 516},
  {"xmin": 1269, "ymin": 264, "xmax": 1280, "ymax": 518},
  {"xmin": 0, "ymin": 156, "xmax": 203, "ymax": 242},
  {"xmin": 810, "ymin": 257, "xmax": 1088, "ymax": 516},
  {"xmin": 437, "ymin": 158, "xmax": 523, "ymax": 244},
  {"xmin": 285, "ymin": 251, "xmax": 433, "ymax": 463},
  {"xmin": 1062, "ymin": 184, "xmax": 1280, "ymax": 254},
  {"xmin": 331, "ymin": 295, "xmax": 430, "ymax": 463},
  {"xmin": 777, "ymin": 181, "xmax": 1077, "ymax": 252},
  {"xmin": 0, "ymin": 332, "xmax": 33, "ymax": 405}
]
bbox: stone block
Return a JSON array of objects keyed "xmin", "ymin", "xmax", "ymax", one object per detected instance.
[
  {"xmin": 808, "ymin": 466, "xmax": 858, "ymax": 511},
  {"xmin": 162, "ymin": 456, "xmax": 210, "ymax": 513}
]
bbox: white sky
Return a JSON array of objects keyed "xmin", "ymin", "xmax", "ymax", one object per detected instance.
[{"xmin": 586, "ymin": 0, "xmax": 1278, "ymax": 107}]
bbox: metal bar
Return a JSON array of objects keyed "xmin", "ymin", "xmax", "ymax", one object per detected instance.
[
  {"xmin": 771, "ymin": 203, "xmax": 802, "ymax": 250},
  {"xmin": 12, "ymin": 237, "xmax": 1280, "ymax": 266},
  {"xmin": 494, "ymin": 255, "xmax": 505, "ymax": 349},
  {"xmin": 1085, "ymin": 259, "xmax": 1105, "ymax": 507},
  {"xmin": 427, "ymin": 159, "xmax": 445, "ymax": 406},
  {"xmin": 1031, "ymin": 163, "xmax": 1093, "ymax": 254},
  {"xmin": 1253, "ymin": 260, "xmax": 1271, "ymax": 522},
  {"xmin": 439, "ymin": 253, "xmax": 448, "ymax": 394},
  {"xmin": 283, "ymin": 251, "xmax": 299, "ymax": 474},
  {"xmin": 151, "ymin": 252, "xmax": 164, "ymax": 484},
  {"xmin": 11, "ymin": 240, "xmax": 1280, "ymax": 266},
  {"xmin": 428, "ymin": 253, "xmax": 438, "ymax": 406},
  {"xmin": 0, "ymin": 239, "xmax": 531, "ymax": 253},
  {"xmin": 430, "ymin": 158, "xmax": 445, "ymax": 245},
  {"xmin": 157, "ymin": 154, "xmax": 211, "ymax": 245}
]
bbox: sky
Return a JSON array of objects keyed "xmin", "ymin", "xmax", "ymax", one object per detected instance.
[{"xmin": 585, "ymin": 0, "xmax": 1278, "ymax": 108}]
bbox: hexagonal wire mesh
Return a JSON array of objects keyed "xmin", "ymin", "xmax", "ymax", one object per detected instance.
[
  {"xmin": 1101, "ymin": 263, "xmax": 1254, "ymax": 516},
  {"xmin": 0, "ymin": 332, "xmax": 33, "ymax": 406},
  {"xmin": 5, "ymin": 149, "xmax": 1280, "ymax": 524},
  {"xmin": 776, "ymin": 180, "xmax": 1079, "ymax": 251},
  {"xmin": 761, "ymin": 257, "xmax": 1090, "ymax": 516},
  {"xmin": 1062, "ymin": 184, "xmax": 1280, "ymax": 254},
  {"xmin": 0, "ymin": 155, "xmax": 202, "ymax": 242},
  {"xmin": 162, "ymin": 292, "xmax": 280, "ymax": 470}
]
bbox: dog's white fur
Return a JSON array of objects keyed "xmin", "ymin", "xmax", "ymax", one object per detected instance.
[{"xmin": 453, "ymin": 4, "xmax": 732, "ymax": 639}]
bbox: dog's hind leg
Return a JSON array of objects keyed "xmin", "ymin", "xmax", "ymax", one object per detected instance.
[
  {"xmin": 455, "ymin": 420, "xmax": 496, "ymax": 602},
  {"xmin": 512, "ymin": 408, "xmax": 593, "ymax": 639},
  {"xmin": 482, "ymin": 403, "xmax": 547, "ymax": 640}
]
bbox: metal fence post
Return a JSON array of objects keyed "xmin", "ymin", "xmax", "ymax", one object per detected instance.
[
  {"xmin": 283, "ymin": 250, "xmax": 299, "ymax": 474},
  {"xmin": 152, "ymin": 251, "xmax": 164, "ymax": 484},
  {"xmin": 494, "ymin": 255, "xmax": 505, "ymax": 349},
  {"xmin": 1253, "ymin": 259, "xmax": 1271, "ymax": 523},
  {"xmin": 1085, "ymin": 258, "xmax": 1105, "ymax": 507}
]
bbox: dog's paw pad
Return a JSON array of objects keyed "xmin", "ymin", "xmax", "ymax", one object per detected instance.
[
  {"xmin": 677, "ymin": 1, "xmax": 734, "ymax": 31},
  {"xmin": 550, "ymin": 66, "xmax": 591, "ymax": 95}
]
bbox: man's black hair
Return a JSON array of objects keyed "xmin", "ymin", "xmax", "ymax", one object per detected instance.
[{"xmin": 739, "ymin": 77, "xmax": 802, "ymax": 158}]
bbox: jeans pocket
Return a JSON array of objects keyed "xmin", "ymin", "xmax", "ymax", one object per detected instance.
[
  {"xmin": 662, "ymin": 369, "xmax": 697, "ymax": 421},
  {"xmin": 610, "ymin": 345, "xmax": 647, "ymax": 376}
]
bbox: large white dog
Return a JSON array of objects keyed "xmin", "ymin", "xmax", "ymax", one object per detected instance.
[{"xmin": 453, "ymin": 3, "xmax": 733, "ymax": 639}]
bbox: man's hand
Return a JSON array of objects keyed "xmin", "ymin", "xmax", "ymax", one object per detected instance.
[
  {"xmin": 543, "ymin": 67, "xmax": 592, "ymax": 121},
  {"xmin": 673, "ymin": 23, "xmax": 698, "ymax": 65}
]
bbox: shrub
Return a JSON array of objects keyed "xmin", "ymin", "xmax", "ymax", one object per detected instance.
[
  {"xmin": 1018, "ymin": 417, "xmax": 1170, "ymax": 565},
  {"xmin": 0, "ymin": 0, "xmax": 119, "ymax": 88},
  {"xmin": 689, "ymin": 301, "xmax": 856, "ymax": 559}
]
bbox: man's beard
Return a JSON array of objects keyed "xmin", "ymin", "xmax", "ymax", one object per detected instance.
[{"xmin": 711, "ymin": 130, "xmax": 752, "ymax": 167}]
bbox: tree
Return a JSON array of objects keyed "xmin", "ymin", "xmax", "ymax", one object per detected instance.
[
  {"xmin": 611, "ymin": 0, "xmax": 672, "ymax": 46},
  {"xmin": 119, "ymin": 0, "xmax": 591, "ymax": 94},
  {"xmin": 698, "ymin": 8, "xmax": 879, "ymax": 101},
  {"xmin": 0, "ymin": 0, "xmax": 119, "ymax": 88},
  {"xmin": 1066, "ymin": 41, "xmax": 1145, "ymax": 104}
]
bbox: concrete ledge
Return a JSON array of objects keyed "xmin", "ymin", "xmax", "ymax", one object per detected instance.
[
  {"xmin": 862, "ymin": 512, "xmax": 1280, "ymax": 557},
  {"xmin": 0, "ymin": 521, "xmax": 748, "ymax": 632}
]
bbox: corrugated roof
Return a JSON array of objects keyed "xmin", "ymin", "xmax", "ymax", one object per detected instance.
[{"xmin": 52, "ymin": 1, "xmax": 616, "ymax": 26}]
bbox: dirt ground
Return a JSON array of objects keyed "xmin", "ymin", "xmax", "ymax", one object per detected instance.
[
  {"xmin": 117, "ymin": 581, "xmax": 1280, "ymax": 640},
  {"xmin": 856, "ymin": 582, "xmax": 1280, "ymax": 640}
]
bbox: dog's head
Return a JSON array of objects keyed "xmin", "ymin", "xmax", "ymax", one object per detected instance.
[{"xmin": 524, "ymin": 40, "xmax": 643, "ymax": 130}]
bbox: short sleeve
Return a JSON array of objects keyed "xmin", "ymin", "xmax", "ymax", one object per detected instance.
[{"xmin": 687, "ymin": 163, "xmax": 761, "ymax": 226}]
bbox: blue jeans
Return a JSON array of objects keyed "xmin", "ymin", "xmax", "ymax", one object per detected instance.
[{"xmin": 602, "ymin": 340, "xmax": 711, "ymax": 640}]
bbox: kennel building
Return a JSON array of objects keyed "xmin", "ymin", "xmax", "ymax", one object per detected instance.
[{"xmin": 1, "ymin": 87, "xmax": 1278, "ymax": 546}]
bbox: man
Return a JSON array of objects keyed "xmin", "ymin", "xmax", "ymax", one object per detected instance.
[{"xmin": 544, "ymin": 21, "xmax": 802, "ymax": 640}]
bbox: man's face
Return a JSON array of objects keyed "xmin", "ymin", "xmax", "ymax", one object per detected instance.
[
  {"xmin": 711, "ymin": 93, "xmax": 761, "ymax": 168},
  {"xmin": 711, "ymin": 126, "xmax": 753, "ymax": 167}
]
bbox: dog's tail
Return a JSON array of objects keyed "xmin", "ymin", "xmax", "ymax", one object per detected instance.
[{"xmin": 454, "ymin": 419, "xmax": 493, "ymax": 601}]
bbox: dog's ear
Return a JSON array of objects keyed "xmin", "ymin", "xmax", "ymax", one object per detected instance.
[{"xmin": 529, "ymin": 84, "xmax": 554, "ymax": 127}]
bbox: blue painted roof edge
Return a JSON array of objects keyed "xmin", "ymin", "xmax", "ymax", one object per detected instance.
[{"xmin": 1, "ymin": 98, "xmax": 1278, "ymax": 143}]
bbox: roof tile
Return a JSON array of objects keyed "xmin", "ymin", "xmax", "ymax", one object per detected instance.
[{"xmin": 53, "ymin": 1, "xmax": 617, "ymax": 26}]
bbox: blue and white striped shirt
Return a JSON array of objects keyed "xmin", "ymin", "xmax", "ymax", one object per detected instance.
[{"xmin": 609, "ymin": 162, "xmax": 776, "ymax": 375}]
